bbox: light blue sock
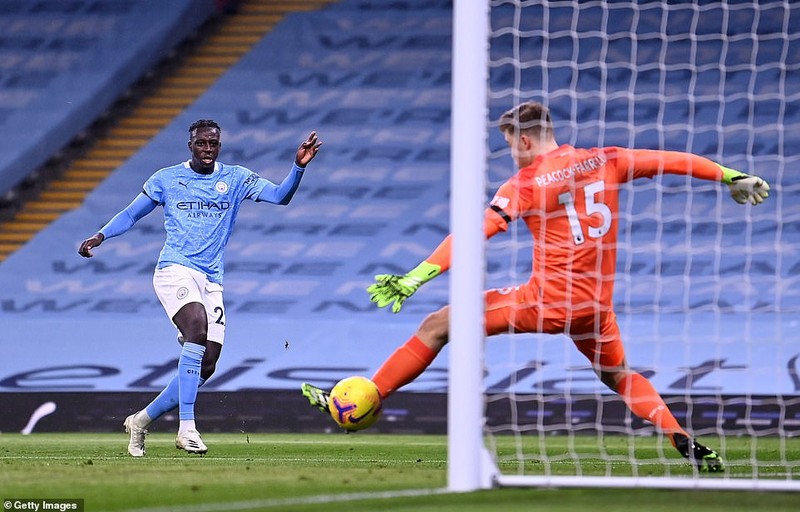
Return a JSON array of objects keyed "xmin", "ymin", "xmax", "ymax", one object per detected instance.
[
  {"xmin": 144, "ymin": 375, "xmax": 206, "ymax": 423},
  {"xmin": 177, "ymin": 342, "xmax": 205, "ymax": 421}
]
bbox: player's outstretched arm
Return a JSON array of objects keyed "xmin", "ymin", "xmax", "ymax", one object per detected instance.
[
  {"xmin": 257, "ymin": 132, "xmax": 323, "ymax": 205},
  {"xmin": 295, "ymin": 131, "xmax": 322, "ymax": 167},
  {"xmin": 367, "ymin": 261, "xmax": 442, "ymax": 313},
  {"xmin": 720, "ymin": 165, "xmax": 770, "ymax": 205},
  {"xmin": 78, "ymin": 192, "xmax": 157, "ymax": 258}
]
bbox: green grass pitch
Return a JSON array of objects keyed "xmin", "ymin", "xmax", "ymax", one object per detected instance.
[{"xmin": 1, "ymin": 433, "xmax": 798, "ymax": 511}]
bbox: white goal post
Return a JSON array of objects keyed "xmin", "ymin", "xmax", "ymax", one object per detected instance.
[
  {"xmin": 448, "ymin": 0, "xmax": 799, "ymax": 492},
  {"xmin": 448, "ymin": 0, "xmax": 491, "ymax": 492}
]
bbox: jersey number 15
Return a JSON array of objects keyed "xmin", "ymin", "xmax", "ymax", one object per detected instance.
[{"xmin": 557, "ymin": 180, "xmax": 612, "ymax": 245}]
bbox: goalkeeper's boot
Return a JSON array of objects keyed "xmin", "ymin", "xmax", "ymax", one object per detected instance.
[
  {"xmin": 175, "ymin": 429, "xmax": 208, "ymax": 455},
  {"xmin": 123, "ymin": 414, "xmax": 147, "ymax": 457},
  {"xmin": 301, "ymin": 383, "xmax": 331, "ymax": 414},
  {"xmin": 673, "ymin": 433, "xmax": 724, "ymax": 472}
]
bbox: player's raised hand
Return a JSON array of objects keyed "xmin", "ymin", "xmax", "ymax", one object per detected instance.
[
  {"xmin": 295, "ymin": 131, "xmax": 322, "ymax": 167},
  {"xmin": 728, "ymin": 174, "xmax": 770, "ymax": 205},
  {"xmin": 78, "ymin": 233, "xmax": 105, "ymax": 258}
]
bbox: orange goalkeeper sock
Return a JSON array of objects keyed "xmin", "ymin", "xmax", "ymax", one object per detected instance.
[
  {"xmin": 371, "ymin": 335, "xmax": 438, "ymax": 399},
  {"xmin": 615, "ymin": 373, "xmax": 688, "ymax": 441}
]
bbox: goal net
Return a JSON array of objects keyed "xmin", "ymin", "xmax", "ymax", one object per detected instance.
[{"xmin": 449, "ymin": 0, "xmax": 800, "ymax": 491}]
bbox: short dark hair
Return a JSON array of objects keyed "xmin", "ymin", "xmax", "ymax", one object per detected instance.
[
  {"xmin": 498, "ymin": 101, "xmax": 553, "ymax": 139},
  {"xmin": 189, "ymin": 119, "xmax": 221, "ymax": 137}
]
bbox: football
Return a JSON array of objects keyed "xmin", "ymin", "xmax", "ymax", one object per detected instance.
[{"xmin": 328, "ymin": 376, "xmax": 383, "ymax": 431}]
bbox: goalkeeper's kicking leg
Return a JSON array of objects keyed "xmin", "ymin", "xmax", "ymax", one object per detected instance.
[
  {"xmin": 300, "ymin": 301, "xmax": 723, "ymax": 472},
  {"xmin": 302, "ymin": 308, "xmax": 447, "ymax": 415}
]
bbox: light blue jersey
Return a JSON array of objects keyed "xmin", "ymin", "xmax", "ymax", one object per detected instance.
[{"xmin": 143, "ymin": 160, "xmax": 283, "ymax": 284}]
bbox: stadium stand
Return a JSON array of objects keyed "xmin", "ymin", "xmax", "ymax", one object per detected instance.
[
  {"xmin": 0, "ymin": 0, "xmax": 219, "ymax": 202},
  {"xmin": 0, "ymin": 0, "xmax": 796, "ymax": 433},
  {"xmin": 0, "ymin": 0, "xmax": 332, "ymax": 259}
]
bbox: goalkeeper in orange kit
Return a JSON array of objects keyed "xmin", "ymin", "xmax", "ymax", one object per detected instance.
[{"xmin": 303, "ymin": 101, "xmax": 770, "ymax": 472}]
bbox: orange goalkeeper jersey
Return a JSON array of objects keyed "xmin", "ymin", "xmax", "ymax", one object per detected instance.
[{"xmin": 427, "ymin": 145, "xmax": 725, "ymax": 317}]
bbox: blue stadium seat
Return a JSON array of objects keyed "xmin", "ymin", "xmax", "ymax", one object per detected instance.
[{"xmin": 0, "ymin": 0, "xmax": 217, "ymax": 198}]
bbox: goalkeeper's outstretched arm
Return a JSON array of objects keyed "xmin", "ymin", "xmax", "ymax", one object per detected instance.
[
  {"xmin": 367, "ymin": 207, "xmax": 509, "ymax": 313},
  {"xmin": 618, "ymin": 148, "xmax": 770, "ymax": 206}
]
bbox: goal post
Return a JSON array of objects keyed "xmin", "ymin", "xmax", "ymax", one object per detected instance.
[
  {"xmin": 449, "ymin": 0, "xmax": 799, "ymax": 492},
  {"xmin": 448, "ymin": 0, "xmax": 493, "ymax": 492}
]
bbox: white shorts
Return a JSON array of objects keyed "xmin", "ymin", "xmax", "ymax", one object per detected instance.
[{"xmin": 153, "ymin": 264, "xmax": 226, "ymax": 344}]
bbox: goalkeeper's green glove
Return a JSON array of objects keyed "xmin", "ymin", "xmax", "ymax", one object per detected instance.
[
  {"xmin": 720, "ymin": 166, "xmax": 770, "ymax": 205},
  {"xmin": 367, "ymin": 261, "xmax": 442, "ymax": 313}
]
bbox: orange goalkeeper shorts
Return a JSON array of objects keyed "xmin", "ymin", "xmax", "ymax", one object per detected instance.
[{"xmin": 484, "ymin": 285, "xmax": 626, "ymax": 369}]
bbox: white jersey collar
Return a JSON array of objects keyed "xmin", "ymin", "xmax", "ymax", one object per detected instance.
[{"xmin": 183, "ymin": 160, "xmax": 221, "ymax": 172}]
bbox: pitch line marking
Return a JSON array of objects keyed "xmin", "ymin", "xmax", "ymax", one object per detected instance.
[{"xmin": 119, "ymin": 488, "xmax": 450, "ymax": 512}]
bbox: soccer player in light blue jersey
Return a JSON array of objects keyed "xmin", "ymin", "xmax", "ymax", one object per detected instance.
[{"xmin": 79, "ymin": 120, "xmax": 321, "ymax": 456}]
